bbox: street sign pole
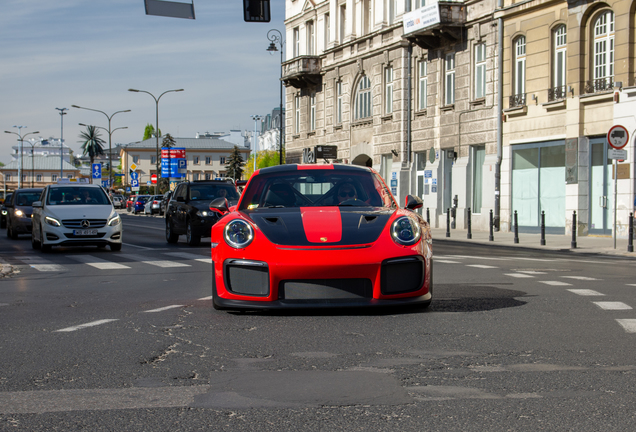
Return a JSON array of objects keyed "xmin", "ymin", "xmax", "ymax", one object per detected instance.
[
  {"xmin": 614, "ymin": 158, "xmax": 618, "ymax": 249},
  {"xmin": 607, "ymin": 125, "xmax": 629, "ymax": 250}
]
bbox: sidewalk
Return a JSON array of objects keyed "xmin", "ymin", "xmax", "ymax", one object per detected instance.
[{"xmin": 430, "ymin": 226, "xmax": 636, "ymax": 259}]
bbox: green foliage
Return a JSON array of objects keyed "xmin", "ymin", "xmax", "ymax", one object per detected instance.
[
  {"xmin": 78, "ymin": 125, "xmax": 105, "ymax": 166},
  {"xmin": 225, "ymin": 146, "xmax": 246, "ymax": 181},
  {"xmin": 161, "ymin": 133, "xmax": 176, "ymax": 148},
  {"xmin": 143, "ymin": 124, "xmax": 161, "ymax": 141},
  {"xmin": 244, "ymin": 150, "xmax": 285, "ymax": 179}
]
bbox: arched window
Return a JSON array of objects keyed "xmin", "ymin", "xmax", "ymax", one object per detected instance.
[
  {"xmin": 551, "ymin": 25, "xmax": 567, "ymax": 100},
  {"xmin": 355, "ymin": 75, "xmax": 372, "ymax": 119},
  {"xmin": 592, "ymin": 11, "xmax": 614, "ymax": 91},
  {"xmin": 511, "ymin": 36, "xmax": 526, "ymax": 107}
]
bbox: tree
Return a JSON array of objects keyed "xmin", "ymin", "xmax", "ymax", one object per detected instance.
[
  {"xmin": 225, "ymin": 146, "xmax": 246, "ymax": 181},
  {"xmin": 143, "ymin": 124, "xmax": 161, "ymax": 141},
  {"xmin": 159, "ymin": 134, "xmax": 177, "ymax": 193},
  {"xmin": 79, "ymin": 125, "xmax": 105, "ymax": 168},
  {"xmin": 244, "ymin": 149, "xmax": 285, "ymax": 179}
]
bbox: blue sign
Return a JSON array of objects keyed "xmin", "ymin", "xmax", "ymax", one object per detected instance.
[
  {"xmin": 130, "ymin": 172, "xmax": 138, "ymax": 181},
  {"xmin": 161, "ymin": 158, "xmax": 186, "ymax": 178},
  {"xmin": 131, "ymin": 179, "xmax": 139, "ymax": 188},
  {"xmin": 424, "ymin": 170, "xmax": 432, "ymax": 178},
  {"xmin": 391, "ymin": 172, "xmax": 397, "ymax": 180},
  {"xmin": 92, "ymin": 163, "xmax": 102, "ymax": 179},
  {"xmin": 102, "ymin": 180, "xmax": 110, "ymax": 187},
  {"xmin": 178, "ymin": 159, "xmax": 187, "ymax": 169},
  {"xmin": 390, "ymin": 179, "xmax": 398, "ymax": 187}
]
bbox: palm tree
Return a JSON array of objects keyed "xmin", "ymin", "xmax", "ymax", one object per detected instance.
[{"xmin": 79, "ymin": 125, "xmax": 106, "ymax": 171}]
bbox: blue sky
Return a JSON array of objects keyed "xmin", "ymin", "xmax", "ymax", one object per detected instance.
[{"xmin": 0, "ymin": 0, "xmax": 285, "ymax": 163}]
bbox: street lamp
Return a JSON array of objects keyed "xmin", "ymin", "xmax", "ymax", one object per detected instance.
[
  {"xmin": 72, "ymin": 105, "xmax": 131, "ymax": 191},
  {"xmin": 4, "ymin": 127, "xmax": 40, "ymax": 189},
  {"xmin": 55, "ymin": 108, "xmax": 68, "ymax": 178},
  {"xmin": 251, "ymin": 115, "xmax": 263, "ymax": 172},
  {"xmin": 79, "ymin": 123, "xmax": 128, "ymax": 187},
  {"xmin": 128, "ymin": 88, "xmax": 184, "ymax": 194},
  {"xmin": 267, "ymin": 29, "xmax": 285, "ymax": 165},
  {"xmin": 25, "ymin": 138, "xmax": 40, "ymax": 188}
]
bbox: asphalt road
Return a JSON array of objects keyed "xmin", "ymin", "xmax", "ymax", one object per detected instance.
[{"xmin": 1, "ymin": 212, "xmax": 635, "ymax": 431}]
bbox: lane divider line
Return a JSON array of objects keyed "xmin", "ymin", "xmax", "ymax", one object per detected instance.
[
  {"xmin": 55, "ymin": 319, "xmax": 119, "ymax": 332},
  {"xmin": 142, "ymin": 305, "xmax": 185, "ymax": 313}
]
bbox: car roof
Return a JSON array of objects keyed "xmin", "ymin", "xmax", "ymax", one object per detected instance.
[{"xmin": 257, "ymin": 163, "xmax": 373, "ymax": 175}]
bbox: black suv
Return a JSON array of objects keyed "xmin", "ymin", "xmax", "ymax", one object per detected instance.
[{"xmin": 165, "ymin": 179, "xmax": 240, "ymax": 246}]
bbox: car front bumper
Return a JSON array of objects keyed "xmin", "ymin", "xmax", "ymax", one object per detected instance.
[{"xmin": 41, "ymin": 223, "xmax": 122, "ymax": 247}]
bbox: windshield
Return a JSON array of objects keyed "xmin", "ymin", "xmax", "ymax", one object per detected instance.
[
  {"xmin": 47, "ymin": 187, "xmax": 110, "ymax": 205},
  {"xmin": 189, "ymin": 184, "xmax": 239, "ymax": 201},
  {"xmin": 239, "ymin": 169, "xmax": 395, "ymax": 210},
  {"xmin": 15, "ymin": 192, "xmax": 41, "ymax": 206}
]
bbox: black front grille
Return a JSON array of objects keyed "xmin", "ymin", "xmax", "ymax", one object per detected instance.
[
  {"xmin": 279, "ymin": 279, "xmax": 372, "ymax": 300},
  {"xmin": 381, "ymin": 257, "xmax": 425, "ymax": 295},
  {"xmin": 64, "ymin": 233, "xmax": 106, "ymax": 239},
  {"xmin": 225, "ymin": 260, "xmax": 269, "ymax": 296},
  {"xmin": 62, "ymin": 219, "xmax": 107, "ymax": 228}
]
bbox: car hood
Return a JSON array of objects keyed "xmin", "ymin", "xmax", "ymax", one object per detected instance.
[
  {"xmin": 44, "ymin": 205, "xmax": 115, "ymax": 220},
  {"xmin": 244, "ymin": 206, "xmax": 394, "ymax": 246}
]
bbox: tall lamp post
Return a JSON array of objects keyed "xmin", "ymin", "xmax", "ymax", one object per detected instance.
[
  {"xmin": 251, "ymin": 115, "xmax": 263, "ymax": 172},
  {"xmin": 266, "ymin": 29, "xmax": 285, "ymax": 165},
  {"xmin": 72, "ymin": 105, "xmax": 131, "ymax": 191},
  {"xmin": 25, "ymin": 138, "xmax": 40, "ymax": 188},
  {"xmin": 128, "ymin": 88, "xmax": 184, "ymax": 194},
  {"xmin": 79, "ymin": 123, "xmax": 128, "ymax": 188},
  {"xmin": 4, "ymin": 127, "xmax": 39, "ymax": 189},
  {"xmin": 55, "ymin": 108, "xmax": 68, "ymax": 179}
]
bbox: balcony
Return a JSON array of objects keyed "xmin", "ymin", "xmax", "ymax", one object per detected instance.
[
  {"xmin": 509, "ymin": 93, "xmax": 526, "ymax": 108},
  {"xmin": 282, "ymin": 56, "xmax": 321, "ymax": 89},
  {"xmin": 402, "ymin": 2, "xmax": 466, "ymax": 50},
  {"xmin": 547, "ymin": 86, "xmax": 566, "ymax": 102},
  {"xmin": 584, "ymin": 77, "xmax": 613, "ymax": 94}
]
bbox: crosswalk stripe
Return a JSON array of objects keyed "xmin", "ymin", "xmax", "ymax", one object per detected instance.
[
  {"xmin": 30, "ymin": 264, "xmax": 66, "ymax": 272},
  {"xmin": 616, "ymin": 319, "xmax": 636, "ymax": 333},
  {"xmin": 436, "ymin": 260, "xmax": 461, "ymax": 264},
  {"xmin": 55, "ymin": 319, "xmax": 119, "ymax": 332},
  {"xmin": 538, "ymin": 281, "xmax": 572, "ymax": 286},
  {"xmin": 118, "ymin": 254, "xmax": 191, "ymax": 268},
  {"xmin": 562, "ymin": 276, "xmax": 600, "ymax": 281},
  {"xmin": 504, "ymin": 273, "xmax": 534, "ymax": 278},
  {"xmin": 65, "ymin": 255, "xmax": 130, "ymax": 270},
  {"xmin": 466, "ymin": 264, "xmax": 498, "ymax": 269},
  {"xmin": 517, "ymin": 271, "xmax": 547, "ymax": 275},
  {"xmin": 593, "ymin": 302, "xmax": 632, "ymax": 310},
  {"xmin": 164, "ymin": 252, "xmax": 212, "ymax": 264},
  {"xmin": 567, "ymin": 289, "xmax": 604, "ymax": 296}
]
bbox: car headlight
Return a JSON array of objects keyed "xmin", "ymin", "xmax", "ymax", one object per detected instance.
[
  {"xmin": 196, "ymin": 210, "xmax": 210, "ymax": 217},
  {"xmin": 108, "ymin": 215, "xmax": 121, "ymax": 226},
  {"xmin": 1, "ymin": 210, "xmax": 7, "ymax": 215},
  {"xmin": 390, "ymin": 216, "xmax": 421, "ymax": 246},
  {"xmin": 223, "ymin": 219, "xmax": 254, "ymax": 249},
  {"xmin": 45, "ymin": 216, "xmax": 61, "ymax": 227},
  {"xmin": 14, "ymin": 209, "xmax": 24, "ymax": 217}
]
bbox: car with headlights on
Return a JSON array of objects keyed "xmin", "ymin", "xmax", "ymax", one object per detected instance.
[
  {"xmin": 208, "ymin": 164, "xmax": 432, "ymax": 311},
  {"xmin": 31, "ymin": 183, "xmax": 122, "ymax": 252},
  {"xmin": 5, "ymin": 188, "xmax": 43, "ymax": 239},
  {"xmin": 165, "ymin": 179, "xmax": 240, "ymax": 246},
  {"xmin": 1, "ymin": 193, "xmax": 12, "ymax": 229}
]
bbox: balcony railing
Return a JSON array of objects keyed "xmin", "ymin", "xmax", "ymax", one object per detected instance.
[
  {"xmin": 547, "ymin": 86, "xmax": 566, "ymax": 102},
  {"xmin": 584, "ymin": 78, "xmax": 613, "ymax": 94},
  {"xmin": 282, "ymin": 56, "xmax": 321, "ymax": 89},
  {"xmin": 403, "ymin": 2, "xmax": 466, "ymax": 50},
  {"xmin": 509, "ymin": 93, "xmax": 526, "ymax": 108}
]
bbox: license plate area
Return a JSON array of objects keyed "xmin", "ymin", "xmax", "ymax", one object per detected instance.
[{"xmin": 73, "ymin": 229, "xmax": 98, "ymax": 236}]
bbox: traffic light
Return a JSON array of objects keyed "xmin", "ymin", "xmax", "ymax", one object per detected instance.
[{"xmin": 243, "ymin": 0, "xmax": 270, "ymax": 22}]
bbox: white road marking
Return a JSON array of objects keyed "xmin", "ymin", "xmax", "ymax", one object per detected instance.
[
  {"xmin": 121, "ymin": 243, "xmax": 155, "ymax": 250},
  {"xmin": 562, "ymin": 276, "xmax": 600, "ymax": 281},
  {"xmin": 119, "ymin": 254, "xmax": 191, "ymax": 268},
  {"xmin": 593, "ymin": 302, "xmax": 633, "ymax": 311},
  {"xmin": 15, "ymin": 256, "xmax": 66, "ymax": 272},
  {"xmin": 567, "ymin": 289, "xmax": 604, "ymax": 296},
  {"xmin": 466, "ymin": 264, "xmax": 498, "ymax": 269},
  {"xmin": 66, "ymin": 255, "xmax": 130, "ymax": 270},
  {"xmin": 30, "ymin": 264, "xmax": 66, "ymax": 272},
  {"xmin": 616, "ymin": 319, "xmax": 636, "ymax": 333},
  {"xmin": 538, "ymin": 281, "xmax": 572, "ymax": 286},
  {"xmin": 198, "ymin": 296, "xmax": 212, "ymax": 301},
  {"xmin": 0, "ymin": 303, "xmax": 9, "ymax": 307},
  {"xmin": 514, "ymin": 257, "xmax": 553, "ymax": 262},
  {"xmin": 627, "ymin": 284, "xmax": 636, "ymax": 287},
  {"xmin": 504, "ymin": 273, "xmax": 535, "ymax": 278},
  {"xmin": 436, "ymin": 260, "xmax": 461, "ymax": 264},
  {"xmin": 451, "ymin": 255, "xmax": 511, "ymax": 261},
  {"xmin": 143, "ymin": 305, "xmax": 185, "ymax": 313},
  {"xmin": 517, "ymin": 271, "xmax": 547, "ymax": 275},
  {"xmin": 164, "ymin": 252, "xmax": 212, "ymax": 264},
  {"xmin": 55, "ymin": 319, "xmax": 119, "ymax": 332}
]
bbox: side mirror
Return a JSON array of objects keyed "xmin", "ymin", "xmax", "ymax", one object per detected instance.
[
  {"xmin": 405, "ymin": 195, "xmax": 423, "ymax": 211},
  {"xmin": 32, "ymin": 201, "xmax": 42, "ymax": 208},
  {"xmin": 209, "ymin": 197, "xmax": 229, "ymax": 216},
  {"xmin": 176, "ymin": 196, "xmax": 185, "ymax": 202}
]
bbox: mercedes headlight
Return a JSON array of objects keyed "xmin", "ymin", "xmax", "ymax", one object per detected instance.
[
  {"xmin": 224, "ymin": 219, "xmax": 254, "ymax": 249},
  {"xmin": 108, "ymin": 214, "xmax": 121, "ymax": 226},
  {"xmin": 390, "ymin": 216, "xmax": 421, "ymax": 246},
  {"xmin": 45, "ymin": 216, "xmax": 61, "ymax": 227},
  {"xmin": 14, "ymin": 209, "xmax": 24, "ymax": 217}
]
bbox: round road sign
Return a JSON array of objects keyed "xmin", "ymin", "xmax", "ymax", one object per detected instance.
[
  {"xmin": 151, "ymin": 174, "xmax": 157, "ymax": 184},
  {"xmin": 607, "ymin": 125, "xmax": 629, "ymax": 150}
]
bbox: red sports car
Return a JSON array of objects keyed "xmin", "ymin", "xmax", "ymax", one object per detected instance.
[{"xmin": 209, "ymin": 164, "xmax": 432, "ymax": 310}]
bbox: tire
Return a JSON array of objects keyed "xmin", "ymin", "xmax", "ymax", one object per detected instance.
[
  {"xmin": 7, "ymin": 223, "xmax": 17, "ymax": 240},
  {"xmin": 186, "ymin": 220, "xmax": 200, "ymax": 246},
  {"xmin": 31, "ymin": 227, "xmax": 41, "ymax": 250},
  {"xmin": 110, "ymin": 243, "xmax": 122, "ymax": 252},
  {"xmin": 40, "ymin": 230, "xmax": 51, "ymax": 253},
  {"xmin": 166, "ymin": 219, "xmax": 179, "ymax": 243}
]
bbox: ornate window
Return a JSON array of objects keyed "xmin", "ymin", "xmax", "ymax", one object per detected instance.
[
  {"xmin": 355, "ymin": 75, "xmax": 372, "ymax": 119},
  {"xmin": 590, "ymin": 11, "xmax": 614, "ymax": 93},
  {"xmin": 550, "ymin": 25, "xmax": 567, "ymax": 101},
  {"xmin": 511, "ymin": 36, "xmax": 526, "ymax": 107}
]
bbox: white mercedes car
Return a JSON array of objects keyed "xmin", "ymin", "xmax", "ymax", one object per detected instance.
[{"xmin": 32, "ymin": 183, "xmax": 123, "ymax": 252}]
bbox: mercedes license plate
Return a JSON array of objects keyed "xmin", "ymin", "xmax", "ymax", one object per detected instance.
[{"xmin": 73, "ymin": 229, "xmax": 98, "ymax": 236}]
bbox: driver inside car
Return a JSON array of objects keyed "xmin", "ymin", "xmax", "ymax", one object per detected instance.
[{"xmin": 337, "ymin": 183, "xmax": 358, "ymax": 204}]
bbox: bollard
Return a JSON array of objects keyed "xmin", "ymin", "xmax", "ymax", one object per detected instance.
[
  {"xmin": 571, "ymin": 211, "xmax": 577, "ymax": 249},
  {"xmin": 628, "ymin": 212, "xmax": 634, "ymax": 253},
  {"xmin": 426, "ymin": 207, "xmax": 430, "ymax": 225},
  {"xmin": 540, "ymin": 210, "xmax": 546, "ymax": 245},
  {"xmin": 446, "ymin": 209, "xmax": 451, "ymax": 238},
  {"xmin": 489, "ymin": 209, "xmax": 494, "ymax": 241},
  {"xmin": 514, "ymin": 210, "xmax": 519, "ymax": 244},
  {"xmin": 467, "ymin": 207, "xmax": 472, "ymax": 239}
]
